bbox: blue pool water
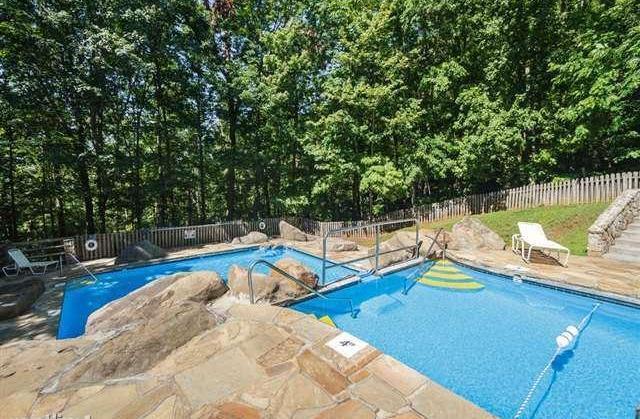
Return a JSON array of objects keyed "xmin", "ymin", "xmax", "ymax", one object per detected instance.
[
  {"xmin": 58, "ymin": 247, "xmax": 357, "ymax": 339},
  {"xmin": 294, "ymin": 263, "xmax": 640, "ymax": 418}
]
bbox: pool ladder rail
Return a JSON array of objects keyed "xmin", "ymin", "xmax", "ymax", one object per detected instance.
[
  {"xmin": 402, "ymin": 228, "xmax": 447, "ymax": 295},
  {"xmin": 247, "ymin": 259, "xmax": 357, "ymax": 318},
  {"xmin": 66, "ymin": 252, "xmax": 99, "ymax": 283}
]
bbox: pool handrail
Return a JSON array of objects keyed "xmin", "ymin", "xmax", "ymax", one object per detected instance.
[
  {"xmin": 322, "ymin": 218, "xmax": 420, "ymax": 285},
  {"xmin": 247, "ymin": 259, "xmax": 357, "ymax": 317},
  {"xmin": 402, "ymin": 228, "xmax": 446, "ymax": 295}
]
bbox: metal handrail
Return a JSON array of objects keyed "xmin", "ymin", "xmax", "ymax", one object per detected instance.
[
  {"xmin": 247, "ymin": 259, "xmax": 357, "ymax": 318},
  {"xmin": 402, "ymin": 228, "xmax": 446, "ymax": 295},
  {"xmin": 322, "ymin": 218, "xmax": 420, "ymax": 285},
  {"xmin": 66, "ymin": 252, "xmax": 99, "ymax": 282}
]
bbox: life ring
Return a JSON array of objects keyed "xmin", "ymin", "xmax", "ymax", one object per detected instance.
[
  {"xmin": 258, "ymin": 221, "xmax": 266, "ymax": 231},
  {"xmin": 85, "ymin": 239, "xmax": 98, "ymax": 252}
]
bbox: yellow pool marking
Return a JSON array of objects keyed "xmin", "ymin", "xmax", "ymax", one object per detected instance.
[
  {"xmin": 429, "ymin": 265, "xmax": 460, "ymax": 273},
  {"xmin": 418, "ymin": 277, "xmax": 485, "ymax": 290},
  {"xmin": 422, "ymin": 271, "xmax": 473, "ymax": 280},
  {"xmin": 417, "ymin": 260, "xmax": 485, "ymax": 291},
  {"xmin": 318, "ymin": 315, "xmax": 336, "ymax": 327}
]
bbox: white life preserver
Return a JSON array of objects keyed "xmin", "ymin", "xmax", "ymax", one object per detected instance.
[
  {"xmin": 85, "ymin": 239, "xmax": 98, "ymax": 252},
  {"xmin": 258, "ymin": 221, "xmax": 266, "ymax": 231}
]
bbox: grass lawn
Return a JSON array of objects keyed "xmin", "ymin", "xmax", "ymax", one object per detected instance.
[{"xmin": 419, "ymin": 202, "xmax": 610, "ymax": 256}]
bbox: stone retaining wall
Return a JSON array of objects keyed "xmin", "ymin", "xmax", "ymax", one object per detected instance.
[{"xmin": 588, "ymin": 189, "xmax": 640, "ymax": 256}]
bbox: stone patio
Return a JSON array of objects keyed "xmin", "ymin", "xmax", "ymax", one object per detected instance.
[
  {"xmin": 449, "ymin": 248, "xmax": 640, "ymax": 301},
  {"xmin": 0, "ymin": 294, "xmax": 491, "ymax": 418}
]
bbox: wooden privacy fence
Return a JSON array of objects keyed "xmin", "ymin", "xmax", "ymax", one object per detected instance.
[
  {"xmin": 12, "ymin": 218, "xmax": 282, "ymax": 262},
  {"xmin": 9, "ymin": 171, "xmax": 639, "ymax": 261},
  {"xmin": 381, "ymin": 171, "xmax": 640, "ymax": 223}
]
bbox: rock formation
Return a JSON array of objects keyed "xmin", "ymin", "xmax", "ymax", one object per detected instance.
[
  {"xmin": 231, "ymin": 231, "xmax": 268, "ymax": 245},
  {"xmin": 279, "ymin": 221, "xmax": 314, "ymax": 241},
  {"xmin": 0, "ymin": 279, "xmax": 45, "ymax": 320},
  {"xmin": 114, "ymin": 240, "xmax": 168, "ymax": 264},
  {"xmin": 227, "ymin": 258, "xmax": 319, "ymax": 302},
  {"xmin": 322, "ymin": 237, "xmax": 358, "ymax": 252},
  {"xmin": 227, "ymin": 264, "xmax": 278, "ymax": 302},
  {"xmin": 448, "ymin": 216, "xmax": 506, "ymax": 251},
  {"xmin": 271, "ymin": 258, "xmax": 319, "ymax": 297}
]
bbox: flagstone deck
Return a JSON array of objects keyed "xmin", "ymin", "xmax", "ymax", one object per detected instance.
[
  {"xmin": 1, "ymin": 294, "xmax": 492, "ymax": 418},
  {"xmin": 448, "ymin": 248, "xmax": 640, "ymax": 302}
]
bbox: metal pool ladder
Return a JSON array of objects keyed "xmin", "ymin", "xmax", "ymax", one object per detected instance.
[
  {"xmin": 402, "ymin": 228, "xmax": 447, "ymax": 295},
  {"xmin": 66, "ymin": 251, "xmax": 99, "ymax": 282},
  {"xmin": 247, "ymin": 259, "xmax": 357, "ymax": 318},
  {"xmin": 321, "ymin": 218, "xmax": 421, "ymax": 285}
]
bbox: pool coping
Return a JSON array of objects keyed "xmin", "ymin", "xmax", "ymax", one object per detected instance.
[
  {"xmin": 448, "ymin": 255, "xmax": 640, "ymax": 309},
  {"xmin": 64, "ymin": 243, "xmax": 362, "ymax": 281}
]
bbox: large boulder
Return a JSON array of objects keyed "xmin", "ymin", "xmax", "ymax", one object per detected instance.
[
  {"xmin": 279, "ymin": 221, "xmax": 314, "ymax": 242},
  {"xmin": 58, "ymin": 302, "xmax": 217, "ymax": 387},
  {"xmin": 227, "ymin": 264, "xmax": 278, "ymax": 302},
  {"xmin": 270, "ymin": 258, "xmax": 319, "ymax": 299},
  {"xmin": 322, "ymin": 237, "xmax": 358, "ymax": 252},
  {"xmin": 231, "ymin": 231, "xmax": 268, "ymax": 245},
  {"xmin": 86, "ymin": 271, "xmax": 228, "ymax": 336},
  {"xmin": 369, "ymin": 233, "xmax": 414, "ymax": 269},
  {"xmin": 60, "ymin": 271, "xmax": 229, "ymax": 388},
  {"xmin": 0, "ymin": 279, "xmax": 45, "ymax": 320},
  {"xmin": 115, "ymin": 239, "xmax": 168, "ymax": 264},
  {"xmin": 448, "ymin": 216, "xmax": 506, "ymax": 251},
  {"xmin": 394, "ymin": 230, "xmax": 448, "ymax": 259}
]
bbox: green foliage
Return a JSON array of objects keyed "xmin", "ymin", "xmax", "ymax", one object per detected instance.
[{"xmin": 0, "ymin": 0, "xmax": 638, "ymax": 240}]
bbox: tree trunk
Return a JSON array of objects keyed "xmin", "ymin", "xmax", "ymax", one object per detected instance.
[
  {"xmin": 91, "ymin": 103, "xmax": 108, "ymax": 233},
  {"xmin": 154, "ymin": 62, "xmax": 169, "ymax": 226},
  {"xmin": 7, "ymin": 128, "xmax": 18, "ymax": 240},
  {"xmin": 196, "ymin": 95, "xmax": 207, "ymax": 223},
  {"xmin": 226, "ymin": 95, "xmax": 237, "ymax": 220},
  {"xmin": 132, "ymin": 108, "xmax": 144, "ymax": 229},
  {"xmin": 75, "ymin": 121, "xmax": 96, "ymax": 234}
]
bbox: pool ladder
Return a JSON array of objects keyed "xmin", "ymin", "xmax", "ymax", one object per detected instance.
[
  {"xmin": 402, "ymin": 228, "xmax": 446, "ymax": 294},
  {"xmin": 66, "ymin": 252, "xmax": 99, "ymax": 282},
  {"xmin": 247, "ymin": 259, "xmax": 357, "ymax": 318}
]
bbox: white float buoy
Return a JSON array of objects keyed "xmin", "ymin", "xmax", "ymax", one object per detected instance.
[
  {"xmin": 566, "ymin": 325, "xmax": 579, "ymax": 337},
  {"xmin": 556, "ymin": 334, "xmax": 571, "ymax": 348}
]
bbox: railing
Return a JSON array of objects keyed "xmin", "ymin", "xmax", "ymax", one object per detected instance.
[
  {"xmin": 402, "ymin": 228, "xmax": 446, "ymax": 295},
  {"xmin": 321, "ymin": 218, "xmax": 420, "ymax": 285},
  {"xmin": 66, "ymin": 252, "xmax": 99, "ymax": 282},
  {"xmin": 247, "ymin": 259, "xmax": 357, "ymax": 317}
]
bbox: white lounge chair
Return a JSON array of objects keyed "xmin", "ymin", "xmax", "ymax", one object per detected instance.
[
  {"xmin": 3, "ymin": 248, "xmax": 59, "ymax": 276},
  {"xmin": 511, "ymin": 222, "xmax": 570, "ymax": 267}
]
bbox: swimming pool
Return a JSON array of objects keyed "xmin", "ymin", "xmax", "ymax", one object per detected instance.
[
  {"xmin": 294, "ymin": 262, "xmax": 640, "ymax": 418},
  {"xmin": 57, "ymin": 246, "xmax": 357, "ymax": 339}
]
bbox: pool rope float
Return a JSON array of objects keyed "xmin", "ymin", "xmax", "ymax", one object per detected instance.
[{"xmin": 418, "ymin": 260, "xmax": 484, "ymax": 291}]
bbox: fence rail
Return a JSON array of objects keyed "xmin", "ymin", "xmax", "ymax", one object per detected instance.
[
  {"xmin": 7, "ymin": 171, "xmax": 639, "ymax": 261},
  {"xmin": 381, "ymin": 171, "xmax": 640, "ymax": 223}
]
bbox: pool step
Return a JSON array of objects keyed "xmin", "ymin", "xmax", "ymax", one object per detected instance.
[
  {"xmin": 419, "ymin": 277, "xmax": 485, "ymax": 291},
  {"xmin": 417, "ymin": 261, "xmax": 485, "ymax": 291}
]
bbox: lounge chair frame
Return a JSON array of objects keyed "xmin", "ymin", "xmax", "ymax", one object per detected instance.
[
  {"xmin": 511, "ymin": 222, "xmax": 570, "ymax": 267},
  {"xmin": 3, "ymin": 248, "xmax": 59, "ymax": 277}
]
